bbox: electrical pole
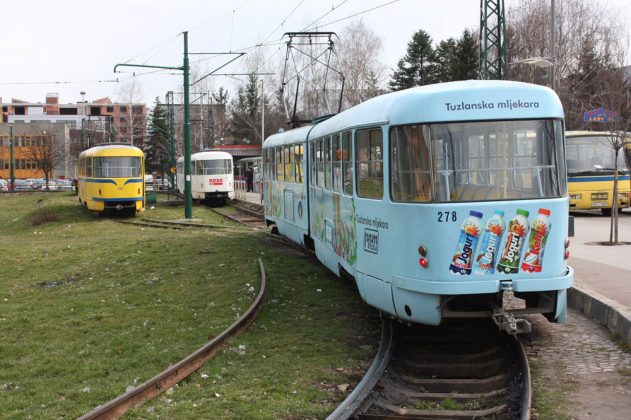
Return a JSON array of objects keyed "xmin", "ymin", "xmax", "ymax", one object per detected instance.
[
  {"xmin": 479, "ymin": 0, "xmax": 507, "ymax": 80},
  {"xmin": 183, "ymin": 31, "xmax": 192, "ymax": 218},
  {"xmin": 114, "ymin": 30, "xmax": 193, "ymax": 219},
  {"xmin": 9, "ymin": 125, "xmax": 15, "ymax": 191},
  {"xmin": 550, "ymin": 0, "xmax": 556, "ymax": 90}
]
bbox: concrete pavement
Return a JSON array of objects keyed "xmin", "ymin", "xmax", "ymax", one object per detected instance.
[{"xmin": 567, "ymin": 209, "xmax": 631, "ymax": 344}]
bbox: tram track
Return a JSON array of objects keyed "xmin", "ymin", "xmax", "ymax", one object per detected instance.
[
  {"xmin": 207, "ymin": 201, "xmax": 267, "ymax": 230},
  {"xmin": 330, "ymin": 318, "xmax": 531, "ymax": 420},
  {"xmin": 79, "ymin": 258, "xmax": 267, "ymax": 420}
]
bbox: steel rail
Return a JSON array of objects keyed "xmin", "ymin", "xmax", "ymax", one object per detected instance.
[
  {"xmin": 326, "ymin": 317, "xmax": 394, "ymax": 420},
  {"xmin": 516, "ymin": 336, "xmax": 532, "ymax": 420},
  {"xmin": 79, "ymin": 258, "xmax": 267, "ymax": 420}
]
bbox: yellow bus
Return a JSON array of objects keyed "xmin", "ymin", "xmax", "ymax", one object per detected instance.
[
  {"xmin": 77, "ymin": 144, "xmax": 145, "ymax": 216},
  {"xmin": 566, "ymin": 131, "xmax": 630, "ymax": 215}
]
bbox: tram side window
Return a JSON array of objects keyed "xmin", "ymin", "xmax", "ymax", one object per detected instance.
[
  {"xmin": 355, "ymin": 127, "xmax": 383, "ymax": 199},
  {"xmin": 332, "ymin": 134, "xmax": 342, "ymax": 192},
  {"xmin": 309, "ymin": 142, "xmax": 316, "ymax": 186},
  {"xmin": 316, "ymin": 139, "xmax": 324, "ymax": 187},
  {"xmin": 294, "ymin": 144, "xmax": 304, "ymax": 183},
  {"xmin": 390, "ymin": 125, "xmax": 431, "ymax": 202},
  {"xmin": 265, "ymin": 148, "xmax": 275, "ymax": 181},
  {"xmin": 276, "ymin": 147, "xmax": 284, "ymax": 182},
  {"xmin": 324, "ymin": 136, "xmax": 332, "ymax": 190},
  {"xmin": 284, "ymin": 145, "xmax": 295, "ymax": 182},
  {"xmin": 86, "ymin": 158, "xmax": 92, "ymax": 177},
  {"xmin": 342, "ymin": 131, "xmax": 353, "ymax": 196}
]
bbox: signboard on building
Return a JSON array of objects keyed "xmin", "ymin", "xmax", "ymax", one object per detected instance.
[{"xmin": 583, "ymin": 108, "xmax": 620, "ymax": 123}]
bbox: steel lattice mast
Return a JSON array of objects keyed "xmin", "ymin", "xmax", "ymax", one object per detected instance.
[{"xmin": 479, "ymin": 0, "xmax": 507, "ymax": 80}]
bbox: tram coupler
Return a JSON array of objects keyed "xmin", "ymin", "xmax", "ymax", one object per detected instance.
[{"xmin": 492, "ymin": 309, "xmax": 531, "ymax": 335}]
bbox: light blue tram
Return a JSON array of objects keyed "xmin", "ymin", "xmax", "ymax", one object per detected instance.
[{"xmin": 263, "ymin": 80, "xmax": 573, "ymax": 333}]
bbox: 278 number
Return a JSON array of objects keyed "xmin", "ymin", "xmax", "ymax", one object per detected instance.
[{"xmin": 437, "ymin": 211, "xmax": 457, "ymax": 223}]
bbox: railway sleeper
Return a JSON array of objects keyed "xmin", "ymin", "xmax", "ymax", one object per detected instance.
[
  {"xmin": 396, "ymin": 359, "xmax": 506, "ymax": 379},
  {"xmin": 370, "ymin": 400, "xmax": 507, "ymax": 419},
  {"xmin": 396, "ymin": 345, "xmax": 502, "ymax": 364},
  {"xmin": 394, "ymin": 373, "xmax": 508, "ymax": 394}
]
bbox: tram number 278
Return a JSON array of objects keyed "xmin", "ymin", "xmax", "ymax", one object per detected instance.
[{"xmin": 437, "ymin": 211, "xmax": 458, "ymax": 223}]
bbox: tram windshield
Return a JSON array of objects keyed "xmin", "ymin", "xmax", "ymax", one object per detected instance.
[
  {"xmin": 194, "ymin": 159, "xmax": 232, "ymax": 175},
  {"xmin": 93, "ymin": 156, "xmax": 141, "ymax": 178},
  {"xmin": 390, "ymin": 119, "xmax": 566, "ymax": 203},
  {"xmin": 566, "ymin": 135, "xmax": 630, "ymax": 175}
]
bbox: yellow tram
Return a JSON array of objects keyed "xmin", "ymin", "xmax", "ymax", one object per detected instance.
[{"xmin": 76, "ymin": 144, "xmax": 146, "ymax": 215}]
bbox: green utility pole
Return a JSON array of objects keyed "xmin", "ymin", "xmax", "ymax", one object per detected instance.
[
  {"xmin": 166, "ymin": 91, "xmax": 176, "ymax": 193},
  {"xmin": 9, "ymin": 126, "xmax": 15, "ymax": 191},
  {"xmin": 479, "ymin": 0, "xmax": 507, "ymax": 80},
  {"xmin": 182, "ymin": 31, "xmax": 192, "ymax": 219},
  {"xmin": 113, "ymin": 30, "xmax": 193, "ymax": 219}
]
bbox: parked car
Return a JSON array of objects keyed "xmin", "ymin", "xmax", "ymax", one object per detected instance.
[
  {"xmin": 54, "ymin": 179, "xmax": 74, "ymax": 191},
  {"xmin": 14, "ymin": 179, "xmax": 32, "ymax": 191},
  {"xmin": 155, "ymin": 178, "xmax": 172, "ymax": 190},
  {"xmin": 145, "ymin": 174, "xmax": 155, "ymax": 192},
  {"xmin": 0, "ymin": 179, "xmax": 8, "ymax": 192}
]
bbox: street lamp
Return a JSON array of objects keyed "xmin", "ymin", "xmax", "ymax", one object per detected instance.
[
  {"xmin": 512, "ymin": 57, "xmax": 554, "ymax": 68},
  {"xmin": 509, "ymin": 57, "xmax": 555, "ymax": 89}
]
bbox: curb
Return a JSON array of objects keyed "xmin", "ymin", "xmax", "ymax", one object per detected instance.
[{"xmin": 568, "ymin": 285, "xmax": 631, "ymax": 345}]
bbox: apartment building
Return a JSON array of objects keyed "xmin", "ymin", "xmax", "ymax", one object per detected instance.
[{"xmin": 0, "ymin": 93, "xmax": 147, "ymax": 179}]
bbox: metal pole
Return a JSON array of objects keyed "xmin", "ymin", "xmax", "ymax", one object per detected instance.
[
  {"xmin": 9, "ymin": 125, "xmax": 15, "ymax": 191},
  {"xmin": 183, "ymin": 31, "xmax": 193, "ymax": 219},
  {"xmin": 261, "ymin": 78, "xmax": 265, "ymax": 144},
  {"xmin": 550, "ymin": 0, "xmax": 556, "ymax": 90}
]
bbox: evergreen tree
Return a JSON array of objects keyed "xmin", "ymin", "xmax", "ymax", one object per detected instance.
[
  {"xmin": 229, "ymin": 74, "xmax": 262, "ymax": 143},
  {"xmin": 389, "ymin": 29, "xmax": 437, "ymax": 91},
  {"xmin": 563, "ymin": 41, "xmax": 608, "ymax": 129},
  {"xmin": 453, "ymin": 29, "xmax": 479, "ymax": 81},
  {"xmin": 434, "ymin": 38, "xmax": 457, "ymax": 82},
  {"xmin": 144, "ymin": 98, "xmax": 169, "ymax": 177},
  {"xmin": 212, "ymin": 86, "xmax": 229, "ymax": 105}
]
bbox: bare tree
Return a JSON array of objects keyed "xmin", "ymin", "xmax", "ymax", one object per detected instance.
[
  {"xmin": 23, "ymin": 131, "xmax": 64, "ymax": 188},
  {"xmin": 333, "ymin": 20, "xmax": 385, "ymax": 108},
  {"xmin": 114, "ymin": 78, "xmax": 146, "ymax": 146},
  {"xmin": 507, "ymin": 0, "xmax": 628, "ymax": 130},
  {"xmin": 589, "ymin": 68, "xmax": 631, "ymax": 244}
]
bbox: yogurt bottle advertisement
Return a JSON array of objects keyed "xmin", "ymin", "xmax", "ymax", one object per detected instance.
[{"xmin": 448, "ymin": 208, "xmax": 552, "ymax": 276}]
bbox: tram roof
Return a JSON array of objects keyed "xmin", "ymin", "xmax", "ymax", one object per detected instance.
[
  {"xmin": 264, "ymin": 124, "xmax": 314, "ymax": 148},
  {"xmin": 79, "ymin": 143, "xmax": 143, "ymax": 158},
  {"xmin": 309, "ymin": 80, "xmax": 564, "ymax": 138},
  {"xmin": 176, "ymin": 151, "xmax": 233, "ymax": 163}
]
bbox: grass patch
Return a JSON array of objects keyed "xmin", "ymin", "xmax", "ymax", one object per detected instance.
[
  {"xmin": 609, "ymin": 333, "xmax": 631, "ymax": 353},
  {"xmin": 0, "ymin": 193, "xmax": 379, "ymax": 418},
  {"xmin": 529, "ymin": 358, "xmax": 575, "ymax": 420}
]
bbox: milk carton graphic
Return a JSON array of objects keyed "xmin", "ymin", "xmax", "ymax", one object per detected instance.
[
  {"xmin": 449, "ymin": 210, "xmax": 483, "ymax": 275},
  {"xmin": 521, "ymin": 208, "xmax": 552, "ymax": 273},
  {"xmin": 497, "ymin": 209, "xmax": 530, "ymax": 274},
  {"xmin": 474, "ymin": 210, "xmax": 506, "ymax": 275}
]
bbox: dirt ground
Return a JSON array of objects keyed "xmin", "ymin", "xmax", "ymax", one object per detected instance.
[{"xmin": 523, "ymin": 309, "xmax": 631, "ymax": 419}]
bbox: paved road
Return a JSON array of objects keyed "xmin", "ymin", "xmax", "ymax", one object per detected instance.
[{"xmin": 570, "ymin": 209, "xmax": 631, "ymax": 310}]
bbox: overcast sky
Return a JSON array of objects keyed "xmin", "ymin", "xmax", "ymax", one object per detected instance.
[{"xmin": 1, "ymin": 0, "xmax": 629, "ymax": 106}]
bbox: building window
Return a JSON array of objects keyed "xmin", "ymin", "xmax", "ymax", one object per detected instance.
[{"xmin": 107, "ymin": 106, "xmax": 114, "ymax": 113}]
